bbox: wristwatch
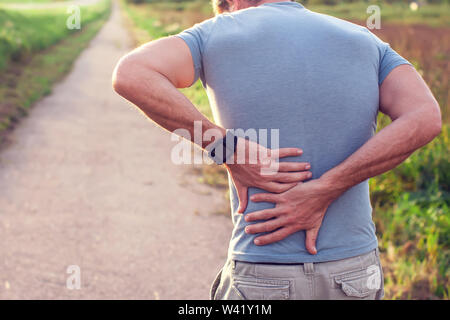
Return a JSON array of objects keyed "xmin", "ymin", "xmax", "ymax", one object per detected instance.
[{"xmin": 206, "ymin": 129, "xmax": 238, "ymax": 165}]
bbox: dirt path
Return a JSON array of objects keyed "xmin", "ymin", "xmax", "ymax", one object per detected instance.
[{"xmin": 0, "ymin": 1, "xmax": 231, "ymax": 299}]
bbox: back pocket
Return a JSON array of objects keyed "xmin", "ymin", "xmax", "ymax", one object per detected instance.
[
  {"xmin": 332, "ymin": 266, "xmax": 381, "ymax": 299},
  {"xmin": 232, "ymin": 277, "xmax": 290, "ymax": 300}
]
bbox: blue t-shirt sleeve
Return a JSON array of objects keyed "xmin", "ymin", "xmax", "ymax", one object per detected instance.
[
  {"xmin": 365, "ymin": 28, "xmax": 412, "ymax": 85},
  {"xmin": 175, "ymin": 18, "xmax": 215, "ymax": 86},
  {"xmin": 378, "ymin": 43, "xmax": 412, "ymax": 85}
]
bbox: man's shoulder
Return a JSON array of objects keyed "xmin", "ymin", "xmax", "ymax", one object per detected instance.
[
  {"xmin": 306, "ymin": 10, "xmax": 384, "ymax": 54},
  {"xmin": 309, "ymin": 10, "xmax": 371, "ymax": 35},
  {"xmin": 186, "ymin": 16, "xmax": 217, "ymax": 33}
]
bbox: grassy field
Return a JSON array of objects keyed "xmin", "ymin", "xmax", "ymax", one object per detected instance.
[
  {"xmin": 0, "ymin": 0, "xmax": 110, "ymax": 70},
  {"xmin": 0, "ymin": 0, "xmax": 111, "ymax": 142},
  {"xmin": 305, "ymin": 0, "xmax": 450, "ymax": 27},
  {"xmin": 122, "ymin": 0, "xmax": 449, "ymax": 299},
  {"xmin": 0, "ymin": 0, "xmax": 53, "ymax": 3}
]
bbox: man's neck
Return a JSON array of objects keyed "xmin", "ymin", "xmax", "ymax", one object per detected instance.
[
  {"xmin": 257, "ymin": 0, "xmax": 292, "ymax": 5},
  {"xmin": 222, "ymin": 0, "xmax": 293, "ymax": 14}
]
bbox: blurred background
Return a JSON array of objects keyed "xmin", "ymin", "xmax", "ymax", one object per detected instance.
[{"xmin": 0, "ymin": 0, "xmax": 448, "ymax": 300}]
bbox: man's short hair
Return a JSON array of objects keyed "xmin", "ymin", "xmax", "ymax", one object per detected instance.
[{"xmin": 212, "ymin": 0, "xmax": 265, "ymax": 14}]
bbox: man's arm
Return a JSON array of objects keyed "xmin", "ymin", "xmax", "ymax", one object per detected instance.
[
  {"xmin": 112, "ymin": 36, "xmax": 311, "ymax": 212},
  {"xmin": 245, "ymin": 65, "xmax": 442, "ymax": 253},
  {"xmin": 113, "ymin": 36, "xmax": 219, "ymax": 145}
]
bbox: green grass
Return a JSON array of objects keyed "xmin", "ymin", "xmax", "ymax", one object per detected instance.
[
  {"xmin": 370, "ymin": 122, "xmax": 449, "ymax": 299},
  {"xmin": 0, "ymin": 0, "xmax": 111, "ymax": 142},
  {"xmin": 123, "ymin": 0, "xmax": 449, "ymax": 299},
  {"xmin": 0, "ymin": 0, "xmax": 53, "ymax": 3},
  {"xmin": 0, "ymin": 0, "xmax": 111, "ymax": 70},
  {"xmin": 122, "ymin": 0, "xmax": 181, "ymax": 40}
]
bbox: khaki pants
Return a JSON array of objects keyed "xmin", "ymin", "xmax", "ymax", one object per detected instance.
[{"xmin": 211, "ymin": 249, "xmax": 384, "ymax": 300}]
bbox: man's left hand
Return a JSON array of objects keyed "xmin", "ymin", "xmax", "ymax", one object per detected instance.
[{"xmin": 244, "ymin": 178, "xmax": 339, "ymax": 255}]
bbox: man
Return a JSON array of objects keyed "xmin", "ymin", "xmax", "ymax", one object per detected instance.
[{"xmin": 112, "ymin": 0, "xmax": 441, "ymax": 299}]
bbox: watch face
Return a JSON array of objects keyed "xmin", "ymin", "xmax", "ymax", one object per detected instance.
[{"xmin": 206, "ymin": 130, "xmax": 237, "ymax": 165}]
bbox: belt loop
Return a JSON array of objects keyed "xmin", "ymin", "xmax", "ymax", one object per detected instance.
[
  {"xmin": 232, "ymin": 260, "xmax": 236, "ymax": 270},
  {"xmin": 303, "ymin": 262, "xmax": 314, "ymax": 275},
  {"xmin": 375, "ymin": 247, "xmax": 380, "ymax": 257}
]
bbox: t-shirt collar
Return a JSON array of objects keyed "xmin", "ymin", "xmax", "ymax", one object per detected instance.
[{"xmin": 260, "ymin": 1, "xmax": 304, "ymax": 9}]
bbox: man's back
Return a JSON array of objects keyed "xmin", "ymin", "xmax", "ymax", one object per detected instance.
[{"xmin": 176, "ymin": 1, "xmax": 410, "ymax": 262}]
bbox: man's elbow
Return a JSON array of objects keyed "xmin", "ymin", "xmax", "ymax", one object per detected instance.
[
  {"xmin": 407, "ymin": 101, "xmax": 443, "ymax": 145},
  {"xmin": 112, "ymin": 55, "xmax": 135, "ymax": 98},
  {"xmin": 428, "ymin": 103, "xmax": 442, "ymax": 139}
]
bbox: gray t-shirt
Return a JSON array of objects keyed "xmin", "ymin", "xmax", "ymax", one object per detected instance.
[{"xmin": 176, "ymin": 1, "xmax": 411, "ymax": 263}]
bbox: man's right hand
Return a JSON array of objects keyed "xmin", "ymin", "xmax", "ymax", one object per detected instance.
[{"xmin": 225, "ymin": 138, "xmax": 311, "ymax": 213}]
